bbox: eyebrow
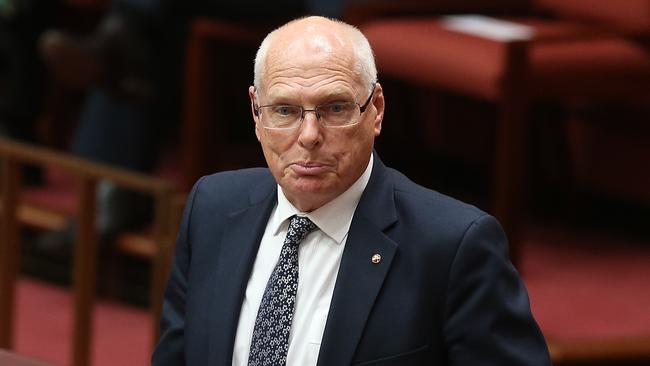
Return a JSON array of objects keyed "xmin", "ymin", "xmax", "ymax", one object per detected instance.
[
  {"xmin": 321, "ymin": 91, "xmax": 355, "ymax": 102},
  {"xmin": 266, "ymin": 90, "xmax": 356, "ymax": 105}
]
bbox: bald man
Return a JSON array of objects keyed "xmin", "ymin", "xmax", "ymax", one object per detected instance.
[{"xmin": 152, "ymin": 16, "xmax": 551, "ymax": 366}]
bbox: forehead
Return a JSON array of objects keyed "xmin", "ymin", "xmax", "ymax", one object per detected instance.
[{"xmin": 260, "ymin": 25, "xmax": 362, "ymax": 99}]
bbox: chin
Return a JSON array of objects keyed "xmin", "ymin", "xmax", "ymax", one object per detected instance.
[
  {"xmin": 288, "ymin": 177, "xmax": 333, "ymax": 194},
  {"xmin": 283, "ymin": 176, "xmax": 339, "ymax": 201}
]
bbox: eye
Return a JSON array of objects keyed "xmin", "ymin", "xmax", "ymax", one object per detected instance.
[
  {"xmin": 323, "ymin": 103, "xmax": 347, "ymax": 114},
  {"xmin": 273, "ymin": 105, "xmax": 295, "ymax": 117}
]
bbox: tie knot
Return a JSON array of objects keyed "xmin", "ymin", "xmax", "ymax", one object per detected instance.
[{"xmin": 285, "ymin": 215, "xmax": 316, "ymax": 245}]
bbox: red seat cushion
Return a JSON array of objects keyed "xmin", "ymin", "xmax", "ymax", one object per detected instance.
[
  {"xmin": 361, "ymin": 18, "xmax": 650, "ymax": 100},
  {"xmin": 363, "ymin": 19, "xmax": 506, "ymax": 99},
  {"xmin": 527, "ymin": 17, "xmax": 650, "ymax": 97}
]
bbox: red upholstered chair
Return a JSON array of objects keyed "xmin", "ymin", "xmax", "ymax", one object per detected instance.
[{"xmin": 347, "ymin": 0, "xmax": 650, "ymax": 267}]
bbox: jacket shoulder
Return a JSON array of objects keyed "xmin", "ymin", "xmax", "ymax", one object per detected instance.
[
  {"xmin": 381, "ymin": 167, "xmax": 497, "ymax": 253},
  {"xmin": 191, "ymin": 168, "xmax": 275, "ymax": 213},
  {"xmin": 387, "ymin": 167, "xmax": 486, "ymax": 222}
]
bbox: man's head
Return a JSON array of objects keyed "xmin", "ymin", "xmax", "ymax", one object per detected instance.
[{"xmin": 249, "ymin": 16, "xmax": 385, "ymax": 212}]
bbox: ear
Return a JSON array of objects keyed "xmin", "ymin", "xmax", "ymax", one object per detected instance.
[
  {"xmin": 249, "ymin": 86, "xmax": 262, "ymax": 142},
  {"xmin": 372, "ymin": 82, "xmax": 385, "ymax": 136}
]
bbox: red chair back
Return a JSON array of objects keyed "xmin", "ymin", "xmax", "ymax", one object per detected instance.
[{"xmin": 534, "ymin": 0, "xmax": 650, "ymax": 32}]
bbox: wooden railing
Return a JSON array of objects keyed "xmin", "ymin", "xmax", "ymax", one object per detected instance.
[
  {"xmin": 0, "ymin": 349, "xmax": 59, "ymax": 366},
  {"xmin": 0, "ymin": 137, "xmax": 184, "ymax": 366},
  {"xmin": 548, "ymin": 337, "xmax": 650, "ymax": 365}
]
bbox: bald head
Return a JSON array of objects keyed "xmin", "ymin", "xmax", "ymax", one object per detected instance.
[{"xmin": 253, "ymin": 16, "xmax": 377, "ymax": 92}]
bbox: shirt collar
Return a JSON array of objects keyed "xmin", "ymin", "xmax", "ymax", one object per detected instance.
[{"xmin": 272, "ymin": 154, "xmax": 374, "ymax": 244}]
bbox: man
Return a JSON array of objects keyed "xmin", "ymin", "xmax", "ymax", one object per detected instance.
[{"xmin": 152, "ymin": 16, "xmax": 551, "ymax": 366}]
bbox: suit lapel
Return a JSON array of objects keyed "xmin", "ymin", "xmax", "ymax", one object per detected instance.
[
  {"xmin": 207, "ymin": 181, "xmax": 277, "ymax": 365},
  {"xmin": 318, "ymin": 157, "xmax": 399, "ymax": 366}
]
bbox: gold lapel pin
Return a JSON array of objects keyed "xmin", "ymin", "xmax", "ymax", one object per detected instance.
[{"xmin": 371, "ymin": 253, "xmax": 382, "ymax": 264}]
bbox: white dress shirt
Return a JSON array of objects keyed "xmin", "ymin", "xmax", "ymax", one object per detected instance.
[{"xmin": 232, "ymin": 155, "xmax": 373, "ymax": 366}]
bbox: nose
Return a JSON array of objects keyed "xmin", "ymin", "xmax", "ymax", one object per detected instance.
[
  {"xmin": 301, "ymin": 108, "xmax": 320, "ymax": 121},
  {"xmin": 297, "ymin": 110, "xmax": 322, "ymax": 149}
]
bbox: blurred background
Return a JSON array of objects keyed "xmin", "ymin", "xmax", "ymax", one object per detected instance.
[{"xmin": 0, "ymin": 0, "xmax": 648, "ymax": 365}]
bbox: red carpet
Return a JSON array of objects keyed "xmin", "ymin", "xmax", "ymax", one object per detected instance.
[
  {"xmin": 14, "ymin": 278, "xmax": 151, "ymax": 366},
  {"xmin": 523, "ymin": 226, "xmax": 650, "ymax": 342},
  {"xmin": 11, "ymin": 225, "xmax": 650, "ymax": 365}
]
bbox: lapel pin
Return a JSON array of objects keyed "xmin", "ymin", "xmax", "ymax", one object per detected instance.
[{"xmin": 371, "ymin": 253, "xmax": 382, "ymax": 264}]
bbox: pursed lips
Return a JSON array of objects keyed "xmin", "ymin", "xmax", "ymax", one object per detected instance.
[{"xmin": 289, "ymin": 161, "xmax": 332, "ymax": 175}]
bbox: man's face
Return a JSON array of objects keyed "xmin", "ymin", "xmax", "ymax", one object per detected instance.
[{"xmin": 249, "ymin": 23, "xmax": 384, "ymax": 212}]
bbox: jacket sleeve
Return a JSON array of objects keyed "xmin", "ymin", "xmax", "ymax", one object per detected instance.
[
  {"xmin": 151, "ymin": 177, "xmax": 204, "ymax": 366},
  {"xmin": 443, "ymin": 214, "xmax": 551, "ymax": 365}
]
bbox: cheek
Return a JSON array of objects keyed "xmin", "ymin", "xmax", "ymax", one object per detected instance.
[
  {"xmin": 331, "ymin": 128, "xmax": 373, "ymax": 169},
  {"xmin": 347, "ymin": 123, "xmax": 376, "ymax": 153},
  {"xmin": 259, "ymin": 131, "xmax": 293, "ymax": 163}
]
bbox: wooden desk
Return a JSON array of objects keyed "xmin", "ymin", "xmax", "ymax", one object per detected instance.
[{"xmin": 0, "ymin": 350, "xmax": 58, "ymax": 366}]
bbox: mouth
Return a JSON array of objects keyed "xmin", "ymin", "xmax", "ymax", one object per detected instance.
[{"xmin": 290, "ymin": 161, "xmax": 331, "ymax": 176}]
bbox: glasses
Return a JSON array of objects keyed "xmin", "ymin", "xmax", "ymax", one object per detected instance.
[{"xmin": 254, "ymin": 84, "xmax": 376, "ymax": 130}]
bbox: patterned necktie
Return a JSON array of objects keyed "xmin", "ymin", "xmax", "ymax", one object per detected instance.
[{"xmin": 248, "ymin": 215, "xmax": 317, "ymax": 366}]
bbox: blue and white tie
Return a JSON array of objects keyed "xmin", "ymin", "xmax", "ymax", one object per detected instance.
[{"xmin": 248, "ymin": 215, "xmax": 317, "ymax": 366}]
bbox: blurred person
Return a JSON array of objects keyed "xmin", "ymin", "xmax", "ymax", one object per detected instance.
[
  {"xmin": 35, "ymin": 0, "xmax": 345, "ymax": 256},
  {"xmin": 152, "ymin": 16, "xmax": 550, "ymax": 366}
]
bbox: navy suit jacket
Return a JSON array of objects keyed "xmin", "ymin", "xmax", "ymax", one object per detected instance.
[{"xmin": 152, "ymin": 156, "xmax": 551, "ymax": 365}]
